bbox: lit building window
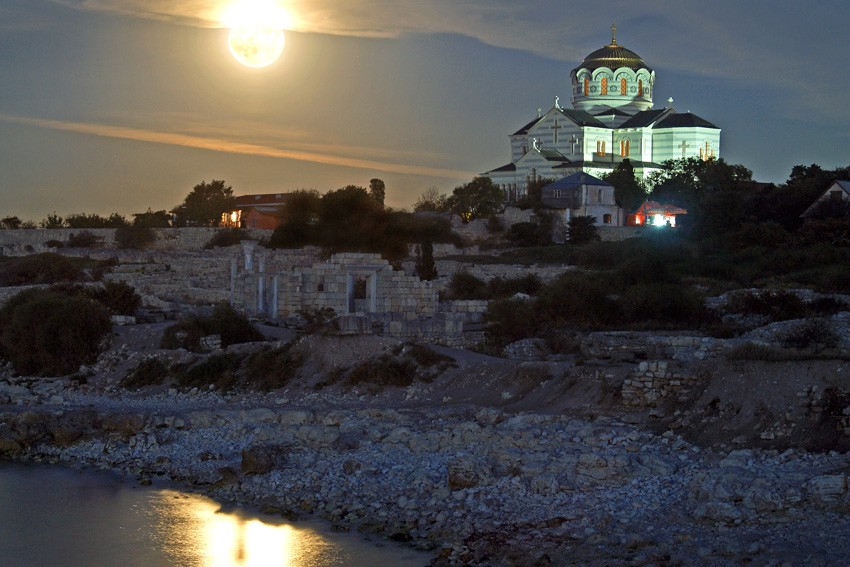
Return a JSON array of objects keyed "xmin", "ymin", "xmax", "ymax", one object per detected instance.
[
  {"xmin": 603, "ymin": 214, "xmax": 612, "ymax": 224},
  {"xmin": 554, "ymin": 189, "xmax": 562, "ymax": 198},
  {"xmin": 621, "ymin": 78, "xmax": 627, "ymax": 95},
  {"xmin": 584, "ymin": 77, "xmax": 589, "ymax": 96},
  {"xmin": 601, "ymin": 77, "xmax": 608, "ymax": 95},
  {"xmin": 638, "ymin": 79, "xmax": 643, "ymax": 96},
  {"xmin": 596, "ymin": 140, "xmax": 606, "ymax": 156},
  {"xmin": 620, "ymin": 139, "xmax": 630, "ymax": 157}
]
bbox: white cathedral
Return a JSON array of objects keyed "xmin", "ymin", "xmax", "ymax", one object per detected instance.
[{"xmin": 483, "ymin": 27, "xmax": 721, "ymax": 201}]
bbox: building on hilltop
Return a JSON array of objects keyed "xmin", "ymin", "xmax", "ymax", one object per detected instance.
[
  {"xmin": 541, "ymin": 172, "xmax": 624, "ymax": 233},
  {"xmin": 222, "ymin": 193, "xmax": 291, "ymax": 230},
  {"xmin": 483, "ymin": 26, "xmax": 721, "ymax": 200},
  {"xmin": 800, "ymin": 180, "xmax": 850, "ymax": 219},
  {"xmin": 626, "ymin": 201, "xmax": 688, "ymax": 227}
]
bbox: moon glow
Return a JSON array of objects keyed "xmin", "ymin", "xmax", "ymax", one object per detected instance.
[{"xmin": 228, "ymin": 24, "xmax": 285, "ymax": 68}]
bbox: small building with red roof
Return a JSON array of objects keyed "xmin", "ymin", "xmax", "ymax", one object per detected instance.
[
  {"xmin": 222, "ymin": 193, "xmax": 291, "ymax": 230},
  {"xmin": 627, "ymin": 201, "xmax": 687, "ymax": 227}
]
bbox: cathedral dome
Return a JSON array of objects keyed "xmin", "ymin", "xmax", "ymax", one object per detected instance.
[
  {"xmin": 570, "ymin": 27, "xmax": 655, "ymax": 118},
  {"xmin": 572, "ymin": 43, "xmax": 652, "ymax": 74}
]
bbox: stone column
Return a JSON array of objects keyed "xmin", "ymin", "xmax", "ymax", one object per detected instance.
[
  {"xmin": 271, "ymin": 276, "xmax": 279, "ymax": 319},
  {"xmin": 241, "ymin": 240, "xmax": 258, "ymax": 271}
]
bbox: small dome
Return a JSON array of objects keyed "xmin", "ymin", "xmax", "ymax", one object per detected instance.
[{"xmin": 572, "ymin": 42, "xmax": 651, "ymax": 74}]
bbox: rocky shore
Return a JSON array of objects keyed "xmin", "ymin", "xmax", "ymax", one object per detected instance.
[{"xmin": 2, "ymin": 364, "xmax": 850, "ymax": 567}]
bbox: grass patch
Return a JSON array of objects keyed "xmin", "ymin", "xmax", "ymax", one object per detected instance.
[{"xmin": 121, "ymin": 358, "xmax": 168, "ymax": 389}]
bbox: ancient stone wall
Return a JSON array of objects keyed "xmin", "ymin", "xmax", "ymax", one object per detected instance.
[
  {"xmin": 621, "ymin": 361, "xmax": 700, "ymax": 407},
  {"xmin": 596, "ymin": 226, "xmax": 646, "ymax": 242},
  {"xmin": 0, "ymin": 228, "xmax": 273, "ymax": 254}
]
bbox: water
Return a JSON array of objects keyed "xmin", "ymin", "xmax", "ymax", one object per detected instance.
[{"xmin": 0, "ymin": 462, "xmax": 428, "ymax": 567}]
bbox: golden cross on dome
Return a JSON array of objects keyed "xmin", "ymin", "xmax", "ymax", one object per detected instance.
[{"xmin": 611, "ymin": 24, "xmax": 617, "ymax": 45}]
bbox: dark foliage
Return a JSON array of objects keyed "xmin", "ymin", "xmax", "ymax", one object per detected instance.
[
  {"xmin": 65, "ymin": 213, "xmax": 128, "ymax": 229},
  {"xmin": 175, "ymin": 180, "xmax": 235, "ymax": 227},
  {"xmin": 445, "ymin": 177, "xmax": 505, "ymax": 220},
  {"xmin": 173, "ymin": 353, "xmax": 243, "ymax": 390},
  {"xmin": 567, "ymin": 216, "xmax": 599, "ymax": 244},
  {"xmin": 161, "ymin": 303, "xmax": 264, "ymax": 352},
  {"xmin": 604, "ymin": 160, "xmax": 646, "ymax": 211},
  {"xmin": 243, "ymin": 344, "xmax": 303, "ymax": 391},
  {"xmin": 205, "ymin": 228, "xmax": 250, "ymax": 249},
  {"xmin": 447, "ymin": 272, "xmax": 488, "ymax": 300},
  {"xmin": 0, "ymin": 289, "xmax": 111, "ymax": 376},
  {"xmin": 40, "ymin": 213, "xmax": 64, "ymax": 229},
  {"xmin": 45, "ymin": 240, "xmax": 64, "ymax": 248},
  {"xmin": 415, "ymin": 240, "xmax": 438, "ymax": 281},
  {"xmin": 0, "ymin": 253, "xmax": 84, "ymax": 286},
  {"xmin": 780, "ymin": 319, "xmax": 840, "ymax": 353},
  {"xmin": 115, "ymin": 223, "xmax": 155, "ymax": 249},
  {"xmin": 121, "ymin": 358, "xmax": 168, "ymax": 389},
  {"xmin": 132, "ymin": 209, "xmax": 172, "ymax": 228},
  {"xmin": 67, "ymin": 231, "xmax": 102, "ymax": 248},
  {"xmin": 0, "ymin": 216, "xmax": 22, "ymax": 229}
]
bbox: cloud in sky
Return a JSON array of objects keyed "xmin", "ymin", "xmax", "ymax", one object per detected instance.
[
  {"xmin": 0, "ymin": 113, "xmax": 475, "ymax": 179},
  {"xmin": 50, "ymin": 0, "xmax": 849, "ymax": 123}
]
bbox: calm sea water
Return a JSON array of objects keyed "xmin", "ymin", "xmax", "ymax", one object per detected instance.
[{"xmin": 0, "ymin": 462, "xmax": 428, "ymax": 567}]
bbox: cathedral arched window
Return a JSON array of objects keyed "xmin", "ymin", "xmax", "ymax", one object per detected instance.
[
  {"xmin": 601, "ymin": 77, "xmax": 608, "ymax": 95},
  {"xmin": 621, "ymin": 78, "xmax": 627, "ymax": 95},
  {"xmin": 584, "ymin": 77, "xmax": 589, "ymax": 96},
  {"xmin": 596, "ymin": 140, "xmax": 606, "ymax": 157},
  {"xmin": 620, "ymin": 139, "xmax": 630, "ymax": 157},
  {"xmin": 638, "ymin": 79, "xmax": 643, "ymax": 97}
]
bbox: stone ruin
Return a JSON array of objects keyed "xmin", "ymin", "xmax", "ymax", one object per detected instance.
[{"xmin": 231, "ymin": 242, "xmax": 486, "ymax": 346}]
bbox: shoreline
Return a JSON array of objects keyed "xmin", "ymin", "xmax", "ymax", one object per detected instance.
[{"xmin": 3, "ymin": 379, "xmax": 850, "ymax": 567}]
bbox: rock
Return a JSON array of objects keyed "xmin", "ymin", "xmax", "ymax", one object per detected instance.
[
  {"xmin": 342, "ymin": 459, "xmax": 362, "ymax": 475},
  {"xmin": 240, "ymin": 444, "xmax": 285, "ymax": 475},
  {"xmin": 447, "ymin": 456, "xmax": 487, "ymax": 491},
  {"xmin": 805, "ymin": 475, "xmax": 847, "ymax": 508},
  {"xmin": 635, "ymin": 453, "xmax": 679, "ymax": 476},
  {"xmin": 693, "ymin": 501, "xmax": 743, "ymax": 525}
]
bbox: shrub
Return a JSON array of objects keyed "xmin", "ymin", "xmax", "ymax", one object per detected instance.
[
  {"xmin": 67, "ymin": 231, "xmax": 102, "ymax": 248},
  {"xmin": 45, "ymin": 240, "xmax": 64, "ymax": 249},
  {"xmin": 121, "ymin": 358, "xmax": 169, "ymax": 389},
  {"xmin": 780, "ymin": 319, "xmax": 840, "ymax": 352},
  {"xmin": 115, "ymin": 224, "xmax": 155, "ymax": 249},
  {"xmin": 161, "ymin": 303, "xmax": 264, "ymax": 352},
  {"xmin": 619, "ymin": 283, "xmax": 710, "ymax": 328},
  {"xmin": 724, "ymin": 290, "xmax": 806, "ymax": 322},
  {"xmin": 344, "ymin": 356, "xmax": 417, "ymax": 388},
  {"xmin": 415, "ymin": 240, "xmax": 438, "ymax": 281},
  {"xmin": 243, "ymin": 344, "xmax": 303, "ymax": 391},
  {"xmin": 0, "ymin": 253, "xmax": 83, "ymax": 286},
  {"xmin": 0, "ymin": 289, "xmax": 111, "ymax": 376},
  {"xmin": 486, "ymin": 215, "xmax": 504, "ymax": 234},
  {"xmin": 567, "ymin": 216, "xmax": 599, "ymax": 244},
  {"xmin": 485, "ymin": 297, "xmax": 540, "ymax": 348},
  {"xmin": 507, "ymin": 222, "xmax": 540, "ymax": 247},
  {"xmin": 487, "ymin": 274, "xmax": 542, "ymax": 298},
  {"xmin": 205, "ymin": 228, "xmax": 249, "ymax": 249},
  {"xmin": 88, "ymin": 280, "xmax": 141, "ymax": 316},
  {"xmin": 173, "ymin": 353, "xmax": 243, "ymax": 390},
  {"xmin": 447, "ymin": 272, "xmax": 488, "ymax": 300}
]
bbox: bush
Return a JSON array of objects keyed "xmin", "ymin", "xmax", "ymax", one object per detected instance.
[
  {"xmin": 88, "ymin": 280, "xmax": 141, "ymax": 316},
  {"xmin": 447, "ymin": 272, "xmax": 488, "ymax": 300},
  {"xmin": 0, "ymin": 289, "xmax": 111, "ymax": 376},
  {"xmin": 115, "ymin": 224, "xmax": 155, "ymax": 249},
  {"xmin": 507, "ymin": 222, "xmax": 540, "ymax": 247},
  {"xmin": 173, "ymin": 353, "xmax": 243, "ymax": 390},
  {"xmin": 619, "ymin": 283, "xmax": 710, "ymax": 328},
  {"xmin": 780, "ymin": 319, "xmax": 840, "ymax": 352},
  {"xmin": 161, "ymin": 303, "xmax": 264, "ymax": 352},
  {"xmin": 121, "ymin": 358, "xmax": 168, "ymax": 389},
  {"xmin": 45, "ymin": 240, "xmax": 63, "ymax": 249},
  {"xmin": 486, "ymin": 215, "xmax": 504, "ymax": 234},
  {"xmin": 0, "ymin": 253, "xmax": 84, "ymax": 286},
  {"xmin": 724, "ymin": 290, "xmax": 806, "ymax": 322},
  {"xmin": 487, "ymin": 274, "xmax": 542, "ymax": 298},
  {"xmin": 485, "ymin": 297, "xmax": 540, "ymax": 349},
  {"xmin": 243, "ymin": 344, "xmax": 303, "ymax": 391},
  {"xmin": 205, "ymin": 228, "xmax": 249, "ymax": 249},
  {"xmin": 567, "ymin": 216, "xmax": 599, "ymax": 244},
  {"xmin": 67, "ymin": 231, "xmax": 102, "ymax": 248}
]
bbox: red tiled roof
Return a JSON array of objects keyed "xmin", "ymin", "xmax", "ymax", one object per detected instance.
[
  {"xmin": 234, "ymin": 193, "xmax": 291, "ymax": 207},
  {"xmin": 632, "ymin": 201, "xmax": 687, "ymax": 215}
]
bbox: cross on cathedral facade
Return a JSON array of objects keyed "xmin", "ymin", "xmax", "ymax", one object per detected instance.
[{"xmin": 482, "ymin": 28, "xmax": 721, "ymax": 200}]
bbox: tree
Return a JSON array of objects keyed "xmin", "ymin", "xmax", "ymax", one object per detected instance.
[
  {"xmin": 567, "ymin": 216, "xmax": 599, "ymax": 244},
  {"xmin": 40, "ymin": 213, "xmax": 64, "ymax": 229},
  {"xmin": 603, "ymin": 160, "xmax": 646, "ymax": 211},
  {"xmin": 269, "ymin": 189, "xmax": 321, "ymax": 248},
  {"xmin": 516, "ymin": 173, "xmax": 553, "ymax": 210},
  {"xmin": 445, "ymin": 177, "xmax": 505, "ymax": 221},
  {"xmin": 415, "ymin": 240, "xmax": 438, "ymax": 281},
  {"xmin": 413, "ymin": 187, "xmax": 448, "ymax": 212},
  {"xmin": 66, "ymin": 213, "xmax": 128, "ymax": 229},
  {"xmin": 132, "ymin": 209, "xmax": 172, "ymax": 228},
  {"xmin": 176, "ymin": 180, "xmax": 235, "ymax": 226},
  {"xmin": 369, "ymin": 178, "xmax": 386, "ymax": 206},
  {"xmin": 0, "ymin": 216, "xmax": 22, "ymax": 230}
]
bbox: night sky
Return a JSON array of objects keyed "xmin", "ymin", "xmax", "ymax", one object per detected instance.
[{"xmin": 1, "ymin": 0, "xmax": 848, "ymax": 219}]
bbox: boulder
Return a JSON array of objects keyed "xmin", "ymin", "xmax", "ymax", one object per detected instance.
[
  {"xmin": 447, "ymin": 456, "xmax": 489, "ymax": 491},
  {"xmin": 240, "ymin": 444, "xmax": 286, "ymax": 475}
]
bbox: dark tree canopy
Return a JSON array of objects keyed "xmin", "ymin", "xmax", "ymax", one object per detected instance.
[
  {"xmin": 567, "ymin": 215, "xmax": 600, "ymax": 245},
  {"xmin": 132, "ymin": 209, "xmax": 172, "ymax": 228},
  {"xmin": 517, "ymin": 174, "xmax": 554, "ymax": 210},
  {"xmin": 177, "ymin": 180, "xmax": 235, "ymax": 226},
  {"xmin": 269, "ymin": 189, "xmax": 321, "ymax": 248},
  {"xmin": 369, "ymin": 179, "xmax": 386, "ymax": 207},
  {"xmin": 0, "ymin": 216, "xmax": 22, "ymax": 230},
  {"xmin": 413, "ymin": 188, "xmax": 448, "ymax": 212},
  {"xmin": 445, "ymin": 177, "xmax": 505, "ymax": 220},
  {"xmin": 604, "ymin": 160, "xmax": 646, "ymax": 211}
]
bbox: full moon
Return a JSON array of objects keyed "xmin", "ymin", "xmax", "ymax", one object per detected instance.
[{"xmin": 228, "ymin": 24, "xmax": 285, "ymax": 68}]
